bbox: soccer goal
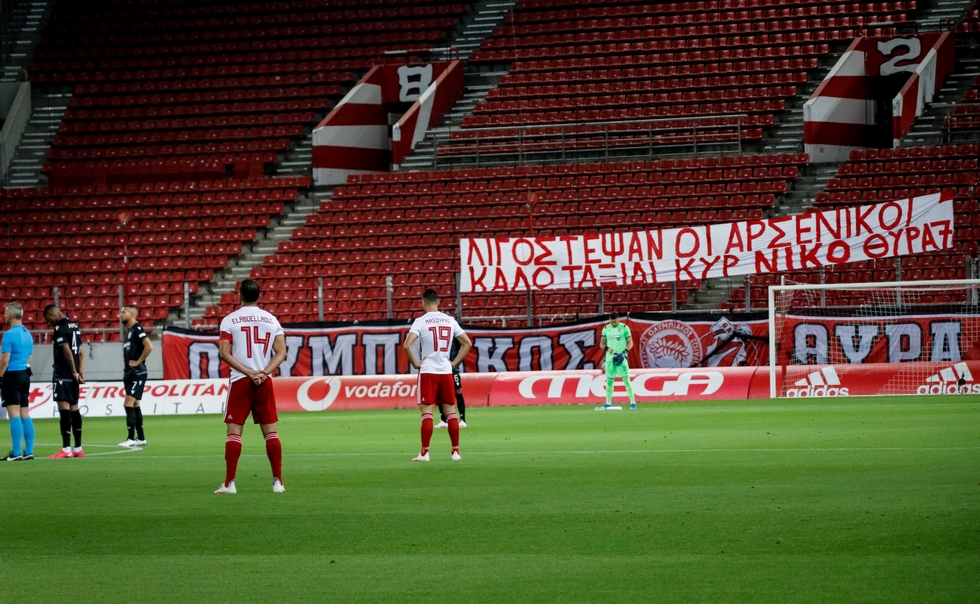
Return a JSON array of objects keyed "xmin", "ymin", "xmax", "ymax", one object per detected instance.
[{"xmin": 767, "ymin": 278, "xmax": 980, "ymax": 398}]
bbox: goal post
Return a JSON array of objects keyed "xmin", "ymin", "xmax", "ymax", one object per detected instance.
[{"xmin": 768, "ymin": 279, "xmax": 980, "ymax": 398}]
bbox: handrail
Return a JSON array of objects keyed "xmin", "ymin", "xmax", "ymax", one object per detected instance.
[
  {"xmin": 436, "ymin": 114, "xmax": 750, "ymax": 135},
  {"xmin": 430, "ymin": 114, "xmax": 749, "ymax": 167}
]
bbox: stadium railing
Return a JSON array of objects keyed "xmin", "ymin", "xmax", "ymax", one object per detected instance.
[{"xmin": 430, "ymin": 115, "xmax": 751, "ymax": 167}]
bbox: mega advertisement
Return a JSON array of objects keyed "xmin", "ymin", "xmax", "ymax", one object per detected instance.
[
  {"xmin": 162, "ymin": 313, "xmax": 770, "ymax": 380},
  {"xmin": 460, "ymin": 193, "xmax": 953, "ymax": 292}
]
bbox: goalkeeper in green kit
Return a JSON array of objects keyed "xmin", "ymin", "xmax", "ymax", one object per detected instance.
[{"xmin": 598, "ymin": 312, "xmax": 637, "ymax": 410}]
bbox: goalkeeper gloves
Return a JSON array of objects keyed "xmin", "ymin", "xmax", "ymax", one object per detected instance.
[{"xmin": 612, "ymin": 352, "xmax": 626, "ymax": 366}]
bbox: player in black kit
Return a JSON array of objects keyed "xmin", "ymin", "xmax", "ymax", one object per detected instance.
[
  {"xmin": 43, "ymin": 305, "xmax": 86, "ymax": 459},
  {"xmin": 118, "ymin": 305, "xmax": 153, "ymax": 447},
  {"xmin": 436, "ymin": 337, "xmax": 467, "ymax": 429}
]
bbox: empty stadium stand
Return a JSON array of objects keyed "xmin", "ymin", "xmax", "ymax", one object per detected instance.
[
  {"xmin": 447, "ymin": 0, "xmax": 911, "ymax": 158},
  {"xmin": 0, "ymin": 0, "xmax": 469, "ymax": 339},
  {"xmin": 28, "ymin": 0, "xmax": 468, "ymax": 185},
  {"xmin": 197, "ymin": 153, "xmax": 806, "ymax": 326},
  {"xmin": 0, "ymin": 176, "xmax": 308, "ymax": 338}
]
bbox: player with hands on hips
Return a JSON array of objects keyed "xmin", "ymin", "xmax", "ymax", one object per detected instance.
[
  {"xmin": 599, "ymin": 311, "xmax": 637, "ymax": 410},
  {"xmin": 403, "ymin": 289, "xmax": 472, "ymax": 462}
]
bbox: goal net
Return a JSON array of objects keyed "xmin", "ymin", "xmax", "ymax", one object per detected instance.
[{"xmin": 768, "ymin": 279, "xmax": 980, "ymax": 398}]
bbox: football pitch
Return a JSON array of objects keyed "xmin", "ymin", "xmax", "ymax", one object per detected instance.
[{"xmin": 2, "ymin": 397, "xmax": 978, "ymax": 603}]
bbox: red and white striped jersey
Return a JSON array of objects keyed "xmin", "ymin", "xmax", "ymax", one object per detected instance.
[
  {"xmin": 409, "ymin": 311, "xmax": 465, "ymax": 374},
  {"xmin": 219, "ymin": 306, "xmax": 284, "ymax": 383}
]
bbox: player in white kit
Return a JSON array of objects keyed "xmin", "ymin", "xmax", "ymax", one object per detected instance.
[
  {"xmin": 214, "ymin": 280, "xmax": 288, "ymax": 494},
  {"xmin": 403, "ymin": 289, "xmax": 471, "ymax": 462}
]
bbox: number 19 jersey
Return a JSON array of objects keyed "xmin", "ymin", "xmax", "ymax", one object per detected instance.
[
  {"xmin": 219, "ymin": 306, "xmax": 284, "ymax": 383},
  {"xmin": 409, "ymin": 311, "xmax": 465, "ymax": 374}
]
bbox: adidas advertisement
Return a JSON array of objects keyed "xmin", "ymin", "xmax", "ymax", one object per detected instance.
[
  {"xmin": 917, "ymin": 362, "xmax": 980, "ymax": 395},
  {"xmin": 784, "ymin": 366, "xmax": 850, "ymax": 398}
]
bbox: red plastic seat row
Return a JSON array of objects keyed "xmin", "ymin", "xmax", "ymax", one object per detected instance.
[
  {"xmin": 69, "ymin": 88, "xmax": 336, "ymax": 112},
  {"xmin": 488, "ymin": 13, "xmax": 902, "ymax": 48},
  {"xmin": 839, "ymin": 158, "xmax": 980, "ymax": 175},
  {"xmin": 0, "ymin": 177, "xmax": 307, "ymax": 199},
  {"xmin": 63, "ymin": 101, "xmax": 320, "ymax": 121},
  {"xmin": 513, "ymin": 0, "xmax": 913, "ymax": 20},
  {"xmin": 74, "ymin": 76, "xmax": 337, "ymax": 96},
  {"xmin": 847, "ymin": 144, "xmax": 978, "ymax": 161},
  {"xmin": 493, "ymin": 72, "xmax": 807, "ymax": 97},
  {"xmin": 44, "ymin": 153, "xmax": 276, "ymax": 186},
  {"xmin": 40, "ymin": 17, "xmax": 459, "ymax": 52}
]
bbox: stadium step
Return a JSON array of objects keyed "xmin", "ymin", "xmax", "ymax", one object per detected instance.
[
  {"xmin": 914, "ymin": 0, "xmax": 978, "ymax": 29},
  {"xmin": 433, "ymin": 0, "xmax": 518, "ymax": 62},
  {"xmin": 0, "ymin": 0, "xmax": 55, "ymax": 83},
  {"xmin": 900, "ymin": 48, "xmax": 980, "ymax": 148},
  {"xmin": 276, "ymin": 131, "xmax": 314, "ymax": 178},
  {"xmin": 175, "ymin": 188, "xmax": 330, "ymax": 327},
  {"xmin": 4, "ymin": 86, "xmax": 70, "ymax": 187},
  {"xmin": 397, "ymin": 0, "xmax": 515, "ymax": 169}
]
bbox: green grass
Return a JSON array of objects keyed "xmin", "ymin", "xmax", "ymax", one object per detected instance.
[{"xmin": 1, "ymin": 397, "xmax": 979, "ymax": 603}]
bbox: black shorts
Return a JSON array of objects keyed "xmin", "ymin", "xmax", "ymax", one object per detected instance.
[
  {"xmin": 124, "ymin": 370, "xmax": 148, "ymax": 400},
  {"xmin": 53, "ymin": 378, "xmax": 80, "ymax": 406},
  {"xmin": 1, "ymin": 370, "xmax": 30, "ymax": 407}
]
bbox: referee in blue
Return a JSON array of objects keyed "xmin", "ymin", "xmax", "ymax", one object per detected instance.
[{"xmin": 1, "ymin": 302, "xmax": 35, "ymax": 461}]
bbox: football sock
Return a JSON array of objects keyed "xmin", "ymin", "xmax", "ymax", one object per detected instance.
[
  {"xmin": 58, "ymin": 409, "xmax": 72, "ymax": 448},
  {"xmin": 420, "ymin": 412, "xmax": 433, "ymax": 455},
  {"xmin": 446, "ymin": 412, "xmax": 460, "ymax": 450},
  {"xmin": 9, "ymin": 416, "xmax": 23, "ymax": 456},
  {"xmin": 606, "ymin": 376, "xmax": 615, "ymax": 406},
  {"xmin": 623, "ymin": 374, "xmax": 636, "ymax": 406},
  {"xmin": 70, "ymin": 409, "xmax": 83, "ymax": 449},
  {"xmin": 264, "ymin": 431, "xmax": 282, "ymax": 482},
  {"xmin": 22, "ymin": 417, "xmax": 34, "ymax": 455},
  {"xmin": 125, "ymin": 407, "xmax": 136, "ymax": 440},
  {"xmin": 456, "ymin": 394, "xmax": 467, "ymax": 422},
  {"xmin": 224, "ymin": 434, "xmax": 242, "ymax": 486},
  {"xmin": 135, "ymin": 407, "xmax": 145, "ymax": 440}
]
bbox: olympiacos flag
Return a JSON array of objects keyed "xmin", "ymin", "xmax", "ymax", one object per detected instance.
[{"xmin": 460, "ymin": 192, "xmax": 954, "ymax": 292}]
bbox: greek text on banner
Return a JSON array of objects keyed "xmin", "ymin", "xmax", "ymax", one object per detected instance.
[{"xmin": 460, "ymin": 192, "xmax": 954, "ymax": 292}]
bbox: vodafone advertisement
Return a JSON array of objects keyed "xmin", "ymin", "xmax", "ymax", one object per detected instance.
[
  {"xmin": 460, "ymin": 193, "xmax": 953, "ymax": 292},
  {"xmin": 23, "ymin": 380, "xmax": 228, "ymax": 420}
]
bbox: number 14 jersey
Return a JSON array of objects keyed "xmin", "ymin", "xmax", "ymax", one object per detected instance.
[
  {"xmin": 219, "ymin": 306, "xmax": 285, "ymax": 383},
  {"xmin": 409, "ymin": 312, "xmax": 465, "ymax": 374}
]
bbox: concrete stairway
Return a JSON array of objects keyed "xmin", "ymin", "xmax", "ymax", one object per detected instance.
[
  {"xmin": 397, "ymin": 1, "xmax": 516, "ymax": 171},
  {"xmin": 1, "ymin": 0, "xmax": 54, "ymax": 83},
  {"xmin": 175, "ymin": 189, "xmax": 329, "ymax": 328},
  {"xmin": 900, "ymin": 45, "xmax": 980, "ymax": 147},
  {"xmin": 276, "ymin": 130, "xmax": 314, "ymax": 178},
  {"xmin": 755, "ymin": 61, "xmax": 836, "ymax": 155},
  {"xmin": 4, "ymin": 85, "xmax": 69, "ymax": 187},
  {"xmin": 433, "ymin": 0, "xmax": 518, "ymax": 63},
  {"xmin": 915, "ymin": 0, "xmax": 979, "ymax": 29}
]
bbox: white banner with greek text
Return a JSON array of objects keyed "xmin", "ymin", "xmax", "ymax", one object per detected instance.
[{"xmin": 460, "ymin": 192, "xmax": 954, "ymax": 292}]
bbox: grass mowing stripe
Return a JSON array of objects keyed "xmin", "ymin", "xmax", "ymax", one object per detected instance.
[{"xmin": 1, "ymin": 397, "xmax": 977, "ymax": 603}]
